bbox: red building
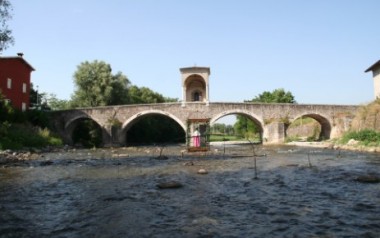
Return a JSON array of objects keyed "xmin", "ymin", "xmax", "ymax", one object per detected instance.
[{"xmin": 0, "ymin": 53, "xmax": 35, "ymax": 111}]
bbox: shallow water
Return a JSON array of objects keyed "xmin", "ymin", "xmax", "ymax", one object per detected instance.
[{"xmin": 1, "ymin": 145, "xmax": 380, "ymax": 237}]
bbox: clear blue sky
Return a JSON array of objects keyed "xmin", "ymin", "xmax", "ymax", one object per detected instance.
[{"xmin": 3, "ymin": 0, "xmax": 379, "ymax": 105}]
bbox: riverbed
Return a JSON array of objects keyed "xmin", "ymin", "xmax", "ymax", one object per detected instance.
[{"xmin": 1, "ymin": 145, "xmax": 379, "ymax": 237}]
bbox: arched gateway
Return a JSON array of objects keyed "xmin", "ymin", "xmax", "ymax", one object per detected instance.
[{"xmin": 50, "ymin": 66, "xmax": 359, "ymax": 146}]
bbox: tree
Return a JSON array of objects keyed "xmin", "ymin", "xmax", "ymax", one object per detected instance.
[
  {"xmin": 0, "ymin": 0, "xmax": 14, "ymax": 52},
  {"xmin": 126, "ymin": 115, "xmax": 185, "ymax": 145},
  {"xmin": 128, "ymin": 86, "xmax": 166, "ymax": 104},
  {"xmin": 249, "ymin": 88, "xmax": 296, "ymax": 103},
  {"xmin": 234, "ymin": 88, "xmax": 296, "ymax": 141},
  {"xmin": 45, "ymin": 93, "xmax": 71, "ymax": 110},
  {"xmin": 234, "ymin": 115, "xmax": 257, "ymax": 139},
  {"xmin": 71, "ymin": 60, "xmax": 130, "ymax": 107},
  {"xmin": 0, "ymin": 89, "xmax": 13, "ymax": 122},
  {"xmin": 28, "ymin": 84, "xmax": 54, "ymax": 110},
  {"xmin": 29, "ymin": 83, "xmax": 38, "ymax": 108}
]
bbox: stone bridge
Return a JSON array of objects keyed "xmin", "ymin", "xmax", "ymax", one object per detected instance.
[{"xmin": 50, "ymin": 102, "xmax": 359, "ymax": 146}]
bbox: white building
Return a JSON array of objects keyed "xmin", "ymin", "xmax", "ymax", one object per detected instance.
[{"xmin": 365, "ymin": 60, "xmax": 380, "ymax": 99}]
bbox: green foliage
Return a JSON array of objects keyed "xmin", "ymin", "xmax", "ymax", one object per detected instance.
[
  {"xmin": 71, "ymin": 60, "xmax": 130, "ymax": 107},
  {"xmin": 0, "ymin": 94, "xmax": 26, "ymax": 123},
  {"xmin": 0, "ymin": 121, "xmax": 10, "ymax": 136},
  {"xmin": 0, "ymin": 91, "xmax": 63, "ymax": 150},
  {"xmin": 68, "ymin": 60, "xmax": 177, "ymax": 108},
  {"xmin": 0, "ymin": 0, "xmax": 14, "ymax": 52},
  {"xmin": 72, "ymin": 120, "xmax": 102, "ymax": 148},
  {"xmin": 29, "ymin": 83, "xmax": 38, "ymax": 108},
  {"xmin": 249, "ymin": 88, "xmax": 296, "ymax": 104},
  {"xmin": 128, "ymin": 86, "xmax": 166, "ymax": 104},
  {"xmin": 340, "ymin": 129, "xmax": 380, "ymax": 146},
  {"xmin": 234, "ymin": 115, "xmax": 259, "ymax": 139},
  {"xmin": 25, "ymin": 110, "xmax": 51, "ymax": 128},
  {"xmin": 209, "ymin": 134, "xmax": 244, "ymax": 142},
  {"xmin": 127, "ymin": 115, "xmax": 185, "ymax": 144},
  {"xmin": 45, "ymin": 93, "xmax": 72, "ymax": 110},
  {"xmin": 211, "ymin": 119, "xmax": 260, "ymax": 141},
  {"xmin": 211, "ymin": 123, "xmax": 235, "ymax": 135},
  {"xmin": 163, "ymin": 97, "xmax": 179, "ymax": 103},
  {"xmin": 232, "ymin": 88, "xmax": 296, "ymax": 142},
  {"xmin": 0, "ymin": 90, "xmax": 14, "ymax": 122},
  {"xmin": 67, "ymin": 60, "xmax": 181, "ymax": 145},
  {"xmin": 29, "ymin": 83, "xmax": 51, "ymax": 110},
  {"xmin": 0, "ymin": 124, "xmax": 63, "ymax": 150}
]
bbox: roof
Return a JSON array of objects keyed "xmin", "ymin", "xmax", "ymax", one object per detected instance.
[
  {"xmin": 0, "ymin": 56, "xmax": 35, "ymax": 71},
  {"xmin": 365, "ymin": 60, "xmax": 380, "ymax": 73},
  {"xmin": 180, "ymin": 66, "xmax": 210, "ymax": 75}
]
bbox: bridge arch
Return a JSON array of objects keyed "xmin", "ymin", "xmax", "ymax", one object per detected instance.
[
  {"xmin": 210, "ymin": 110, "xmax": 264, "ymax": 141},
  {"xmin": 289, "ymin": 113, "xmax": 332, "ymax": 140},
  {"xmin": 65, "ymin": 114, "xmax": 104, "ymax": 146},
  {"xmin": 119, "ymin": 110, "xmax": 186, "ymax": 145}
]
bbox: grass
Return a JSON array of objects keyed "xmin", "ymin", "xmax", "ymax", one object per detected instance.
[
  {"xmin": 338, "ymin": 129, "xmax": 380, "ymax": 146},
  {"xmin": 0, "ymin": 123, "xmax": 63, "ymax": 150},
  {"xmin": 209, "ymin": 134, "xmax": 260, "ymax": 142}
]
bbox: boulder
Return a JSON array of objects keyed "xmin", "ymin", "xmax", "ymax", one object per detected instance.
[
  {"xmin": 156, "ymin": 181, "xmax": 183, "ymax": 189},
  {"xmin": 197, "ymin": 168, "xmax": 208, "ymax": 174}
]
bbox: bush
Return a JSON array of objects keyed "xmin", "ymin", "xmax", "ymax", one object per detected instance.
[
  {"xmin": 0, "ymin": 137, "xmax": 22, "ymax": 150},
  {"xmin": 340, "ymin": 129, "xmax": 380, "ymax": 146},
  {"xmin": 0, "ymin": 123, "xmax": 63, "ymax": 150},
  {"xmin": 0, "ymin": 91, "xmax": 63, "ymax": 150},
  {"xmin": 26, "ymin": 110, "xmax": 51, "ymax": 128}
]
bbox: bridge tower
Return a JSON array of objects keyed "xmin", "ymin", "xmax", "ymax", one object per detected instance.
[
  {"xmin": 365, "ymin": 60, "xmax": 380, "ymax": 99},
  {"xmin": 180, "ymin": 66, "xmax": 210, "ymax": 105}
]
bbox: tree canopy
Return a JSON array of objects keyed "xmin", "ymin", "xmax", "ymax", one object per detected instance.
[
  {"xmin": 0, "ymin": 0, "xmax": 14, "ymax": 52},
  {"xmin": 128, "ymin": 86, "xmax": 165, "ymax": 104},
  {"xmin": 233, "ymin": 88, "xmax": 296, "ymax": 141},
  {"xmin": 71, "ymin": 60, "xmax": 130, "ymax": 107},
  {"xmin": 65, "ymin": 60, "xmax": 181, "ymax": 146},
  {"xmin": 249, "ymin": 88, "xmax": 296, "ymax": 104}
]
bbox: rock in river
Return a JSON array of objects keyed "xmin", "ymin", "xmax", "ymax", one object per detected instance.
[
  {"xmin": 197, "ymin": 168, "xmax": 208, "ymax": 174},
  {"xmin": 156, "ymin": 181, "xmax": 183, "ymax": 189},
  {"xmin": 355, "ymin": 175, "xmax": 380, "ymax": 183}
]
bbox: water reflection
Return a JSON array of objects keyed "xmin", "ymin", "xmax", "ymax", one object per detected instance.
[{"xmin": 0, "ymin": 145, "xmax": 379, "ymax": 237}]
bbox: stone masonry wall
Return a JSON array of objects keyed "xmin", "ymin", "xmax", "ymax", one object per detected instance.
[{"xmin": 51, "ymin": 102, "xmax": 359, "ymax": 146}]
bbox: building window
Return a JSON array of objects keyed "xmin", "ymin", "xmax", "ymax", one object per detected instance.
[
  {"xmin": 22, "ymin": 83, "xmax": 27, "ymax": 93},
  {"xmin": 22, "ymin": 102, "xmax": 27, "ymax": 111},
  {"xmin": 7, "ymin": 78, "xmax": 12, "ymax": 89}
]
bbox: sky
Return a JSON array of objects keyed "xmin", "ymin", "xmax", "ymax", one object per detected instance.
[{"xmin": 2, "ymin": 0, "xmax": 380, "ymax": 107}]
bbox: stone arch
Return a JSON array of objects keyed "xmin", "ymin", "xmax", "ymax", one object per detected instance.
[
  {"xmin": 289, "ymin": 113, "xmax": 332, "ymax": 140},
  {"xmin": 184, "ymin": 74, "xmax": 206, "ymax": 102},
  {"xmin": 64, "ymin": 115, "xmax": 104, "ymax": 146},
  {"xmin": 210, "ymin": 110, "xmax": 264, "ymax": 141},
  {"xmin": 119, "ymin": 110, "xmax": 186, "ymax": 145}
]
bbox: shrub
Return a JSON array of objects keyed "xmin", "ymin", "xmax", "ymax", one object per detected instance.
[
  {"xmin": 0, "ymin": 124, "xmax": 63, "ymax": 150},
  {"xmin": 26, "ymin": 110, "xmax": 51, "ymax": 128},
  {"xmin": 340, "ymin": 129, "xmax": 380, "ymax": 146}
]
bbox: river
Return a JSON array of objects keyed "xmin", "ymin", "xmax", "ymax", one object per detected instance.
[{"xmin": 0, "ymin": 145, "xmax": 379, "ymax": 237}]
